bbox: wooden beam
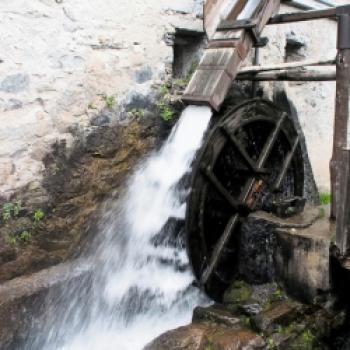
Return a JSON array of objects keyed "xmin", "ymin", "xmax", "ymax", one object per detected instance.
[
  {"xmin": 336, "ymin": 149, "xmax": 350, "ymax": 256},
  {"xmin": 183, "ymin": 0, "xmax": 280, "ymax": 111},
  {"xmin": 268, "ymin": 7, "xmax": 337, "ymax": 24},
  {"xmin": 331, "ymin": 14, "xmax": 350, "ymax": 222},
  {"xmin": 239, "ymin": 58, "xmax": 335, "ymax": 74},
  {"xmin": 237, "ymin": 68, "xmax": 336, "ymax": 81}
]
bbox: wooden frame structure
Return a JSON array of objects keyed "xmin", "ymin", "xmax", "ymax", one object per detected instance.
[{"xmin": 182, "ymin": 2, "xmax": 350, "ymax": 261}]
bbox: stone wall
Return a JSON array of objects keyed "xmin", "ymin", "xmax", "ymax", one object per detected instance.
[
  {"xmin": 0, "ymin": 0, "xmax": 203, "ymax": 198},
  {"xmin": 0, "ymin": 0, "xmax": 204, "ymax": 281}
]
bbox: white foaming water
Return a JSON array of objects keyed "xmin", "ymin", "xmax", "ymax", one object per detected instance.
[{"xmin": 31, "ymin": 106, "xmax": 212, "ymax": 350}]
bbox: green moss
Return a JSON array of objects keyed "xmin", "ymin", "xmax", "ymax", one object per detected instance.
[
  {"xmin": 290, "ymin": 329, "xmax": 317, "ymax": 350},
  {"xmin": 223, "ymin": 280, "xmax": 252, "ymax": 304},
  {"xmin": 127, "ymin": 108, "xmax": 145, "ymax": 118},
  {"xmin": 88, "ymin": 103, "xmax": 97, "ymax": 110},
  {"xmin": 158, "ymin": 84, "xmax": 169, "ymax": 96},
  {"xmin": 319, "ymin": 193, "xmax": 331, "ymax": 205},
  {"xmin": 103, "ymin": 95, "xmax": 115, "ymax": 109},
  {"xmin": 267, "ymin": 336, "xmax": 276, "ymax": 349}
]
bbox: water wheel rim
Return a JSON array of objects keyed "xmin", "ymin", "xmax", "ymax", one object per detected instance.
[{"xmin": 186, "ymin": 99, "xmax": 304, "ymax": 300}]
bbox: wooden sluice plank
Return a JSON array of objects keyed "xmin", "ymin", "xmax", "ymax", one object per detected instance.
[{"xmin": 182, "ymin": 0, "xmax": 280, "ymax": 111}]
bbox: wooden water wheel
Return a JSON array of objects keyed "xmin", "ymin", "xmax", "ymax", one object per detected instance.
[{"xmin": 186, "ymin": 99, "xmax": 305, "ymax": 300}]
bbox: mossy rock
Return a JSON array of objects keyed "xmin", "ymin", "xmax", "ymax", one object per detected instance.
[{"xmin": 223, "ymin": 280, "xmax": 252, "ymax": 305}]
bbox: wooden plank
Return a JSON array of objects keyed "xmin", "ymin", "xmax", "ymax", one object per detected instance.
[
  {"xmin": 237, "ymin": 68, "xmax": 336, "ymax": 81},
  {"xmin": 183, "ymin": 0, "xmax": 280, "ymax": 110},
  {"xmin": 268, "ymin": 7, "xmax": 337, "ymax": 24},
  {"xmin": 239, "ymin": 58, "xmax": 335, "ymax": 74},
  {"xmin": 336, "ymin": 150, "xmax": 350, "ymax": 256},
  {"xmin": 330, "ymin": 46, "xmax": 350, "ymax": 220}
]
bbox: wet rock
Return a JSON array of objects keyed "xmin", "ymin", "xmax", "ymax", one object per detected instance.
[
  {"xmin": 239, "ymin": 216, "xmax": 276, "ymax": 284},
  {"xmin": 144, "ymin": 323, "xmax": 266, "ymax": 350},
  {"xmin": 126, "ymin": 91, "xmax": 155, "ymax": 110},
  {"xmin": 0, "ymin": 245, "xmax": 17, "ymax": 265},
  {"xmin": 0, "ymin": 115, "xmax": 164, "ymax": 283},
  {"xmin": 90, "ymin": 112, "xmax": 111, "ymax": 126},
  {"xmin": 252, "ymin": 301, "xmax": 302, "ymax": 334},
  {"xmin": 239, "ymin": 302, "xmax": 263, "ymax": 316},
  {"xmin": 192, "ymin": 305, "xmax": 241, "ymax": 328},
  {"xmin": 223, "ymin": 280, "xmax": 252, "ymax": 305},
  {"xmin": 134, "ymin": 66, "xmax": 153, "ymax": 84},
  {"xmin": 0, "ymin": 260, "xmax": 91, "ymax": 350},
  {"xmin": 0, "ymin": 74, "xmax": 30, "ymax": 93},
  {"xmin": 4, "ymin": 98, "xmax": 23, "ymax": 111},
  {"xmin": 144, "ymin": 323, "xmax": 208, "ymax": 350}
]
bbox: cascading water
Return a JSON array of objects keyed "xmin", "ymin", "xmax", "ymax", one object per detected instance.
[{"xmin": 27, "ymin": 105, "xmax": 212, "ymax": 350}]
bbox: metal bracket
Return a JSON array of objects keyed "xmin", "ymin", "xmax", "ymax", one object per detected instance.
[
  {"xmin": 336, "ymin": 5, "xmax": 350, "ymax": 16},
  {"xmin": 217, "ymin": 19, "xmax": 268, "ymax": 48}
]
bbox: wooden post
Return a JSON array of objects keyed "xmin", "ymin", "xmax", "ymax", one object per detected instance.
[
  {"xmin": 333, "ymin": 13, "xmax": 350, "ymax": 256},
  {"xmin": 336, "ymin": 150, "xmax": 350, "ymax": 256},
  {"xmin": 331, "ymin": 13, "xmax": 350, "ymax": 223}
]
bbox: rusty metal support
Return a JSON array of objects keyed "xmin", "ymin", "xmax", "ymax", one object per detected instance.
[{"xmin": 330, "ymin": 13, "xmax": 350, "ymax": 222}]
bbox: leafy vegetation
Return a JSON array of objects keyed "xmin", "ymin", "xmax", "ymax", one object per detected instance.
[
  {"xmin": 127, "ymin": 108, "xmax": 145, "ymax": 118},
  {"xmin": 159, "ymin": 105, "xmax": 174, "ymax": 121},
  {"xmin": 19, "ymin": 230, "xmax": 32, "ymax": 242},
  {"xmin": 319, "ymin": 192, "xmax": 331, "ymax": 205},
  {"xmin": 1, "ymin": 201, "xmax": 44, "ymax": 245},
  {"xmin": 33, "ymin": 209, "xmax": 44, "ymax": 222},
  {"xmin": 2, "ymin": 201, "xmax": 22, "ymax": 222},
  {"xmin": 104, "ymin": 95, "xmax": 115, "ymax": 109}
]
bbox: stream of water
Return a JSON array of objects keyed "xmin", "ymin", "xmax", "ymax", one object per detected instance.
[{"xmin": 28, "ymin": 105, "xmax": 212, "ymax": 350}]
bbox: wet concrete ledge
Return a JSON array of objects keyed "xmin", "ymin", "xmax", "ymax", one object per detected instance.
[{"xmin": 0, "ymin": 260, "xmax": 92, "ymax": 349}]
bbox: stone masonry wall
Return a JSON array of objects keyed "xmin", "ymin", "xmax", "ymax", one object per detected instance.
[{"xmin": 0, "ymin": 0, "xmax": 203, "ymax": 198}]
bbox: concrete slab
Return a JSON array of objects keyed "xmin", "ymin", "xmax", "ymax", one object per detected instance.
[
  {"xmin": 238, "ymin": 206, "xmax": 333, "ymax": 303},
  {"xmin": 0, "ymin": 260, "xmax": 91, "ymax": 349}
]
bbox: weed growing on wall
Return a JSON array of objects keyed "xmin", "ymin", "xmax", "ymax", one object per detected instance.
[{"xmin": 1, "ymin": 202, "xmax": 45, "ymax": 245}]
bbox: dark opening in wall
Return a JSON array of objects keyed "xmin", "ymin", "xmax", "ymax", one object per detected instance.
[{"xmin": 172, "ymin": 28, "xmax": 206, "ymax": 79}]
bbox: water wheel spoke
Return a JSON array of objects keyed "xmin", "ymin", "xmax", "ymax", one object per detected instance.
[
  {"xmin": 200, "ymin": 214, "xmax": 240, "ymax": 285},
  {"xmin": 273, "ymin": 136, "xmax": 300, "ymax": 191},
  {"xmin": 201, "ymin": 166, "xmax": 239, "ymax": 210},
  {"xmin": 257, "ymin": 113, "xmax": 287, "ymax": 167},
  {"xmin": 220, "ymin": 126, "xmax": 269, "ymax": 175}
]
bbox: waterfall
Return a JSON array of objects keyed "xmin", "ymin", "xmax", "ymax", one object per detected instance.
[{"xmin": 28, "ymin": 105, "xmax": 212, "ymax": 350}]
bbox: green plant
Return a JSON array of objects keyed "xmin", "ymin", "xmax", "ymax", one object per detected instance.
[
  {"xmin": 33, "ymin": 209, "xmax": 44, "ymax": 222},
  {"xmin": 19, "ymin": 230, "xmax": 31, "ymax": 242},
  {"xmin": 2, "ymin": 201, "xmax": 22, "ymax": 221},
  {"xmin": 158, "ymin": 104, "xmax": 174, "ymax": 121},
  {"xmin": 5, "ymin": 234, "xmax": 17, "ymax": 246},
  {"xmin": 159, "ymin": 84, "xmax": 169, "ymax": 96},
  {"xmin": 272, "ymin": 288, "xmax": 284, "ymax": 300},
  {"xmin": 267, "ymin": 336, "xmax": 276, "ymax": 349},
  {"xmin": 104, "ymin": 95, "xmax": 115, "ymax": 108},
  {"xmin": 320, "ymin": 192, "xmax": 331, "ymax": 205},
  {"xmin": 88, "ymin": 102, "xmax": 97, "ymax": 110},
  {"xmin": 127, "ymin": 108, "xmax": 145, "ymax": 118}
]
